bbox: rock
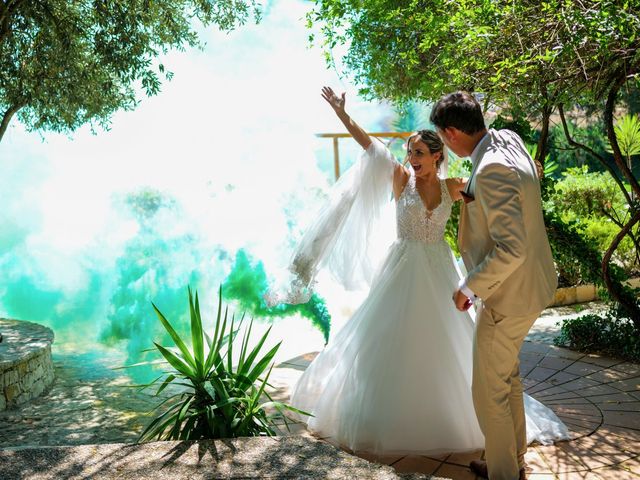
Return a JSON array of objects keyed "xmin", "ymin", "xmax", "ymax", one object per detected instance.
[{"xmin": 4, "ymin": 384, "xmax": 20, "ymax": 404}]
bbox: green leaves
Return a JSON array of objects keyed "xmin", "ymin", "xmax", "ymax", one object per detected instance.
[
  {"xmin": 555, "ymin": 311, "xmax": 640, "ymax": 362},
  {"xmin": 138, "ymin": 286, "xmax": 305, "ymax": 442},
  {"xmin": 0, "ymin": 0, "xmax": 261, "ymax": 142},
  {"xmin": 307, "ymin": 0, "xmax": 640, "ymax": 113},
  {"xmin": 606, "ymin": 114, "xmax": 640, "ymax": 161}
]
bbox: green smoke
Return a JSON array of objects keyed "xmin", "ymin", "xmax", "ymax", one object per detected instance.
[
  {"xmin": 98, "ymin": 188, "xmax": 209, "ymax": 382},
  {"xmin": 222, "ymin": 249, "xmax": 331, "ymax": 343}
]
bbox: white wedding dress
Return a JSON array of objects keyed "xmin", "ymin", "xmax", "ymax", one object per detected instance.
[{"xmin": 278, "ymin": 139, "xmax": 569, "ymax": 455}]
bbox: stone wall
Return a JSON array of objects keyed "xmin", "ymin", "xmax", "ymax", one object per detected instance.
[
  {"xmin": 550, "ymin": 277, "xmax": 640, "ymax": 307},
  {"xmin": 0, "ymin": 319, "xmax": 55, "ymax": 411}
]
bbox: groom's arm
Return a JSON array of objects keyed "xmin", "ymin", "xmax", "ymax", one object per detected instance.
[{"xmin": 464, "ymin": 164, "xmax": 527, "ymax": 300}]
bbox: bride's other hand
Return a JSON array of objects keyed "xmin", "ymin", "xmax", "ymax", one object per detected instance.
[
  {"xmin": 446, "ymin": 177, "xmax": 468, "ymax": 202},
  {"xmin": 321, "ymin": 86, "xmax": 346, "ymax": 114}
]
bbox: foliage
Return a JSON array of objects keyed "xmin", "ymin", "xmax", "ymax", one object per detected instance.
[
  {"xmin": 443, "ymin": 157, "xmax": 471, "ymax": 255},
  {"xmin": 548, "ymin": 167, "xmax": 623, "ymax": 219},
  {"xmin": 138, "ymin": 287, "xmax": 305, "ymax": 441},
  {"xmin": 491, "ymin": 114, "xmax": 535, "ymax": 144},
  {"xmin": 445, "ymin": 199, "xmax": 461, "ymax": 256},
  {"xmin": 0, "ymin": 0, "xmax": 261, "ymax": 141},
  {"xmin": 546, "ymin": 166, "xmax": 638, "ymax": 274},
  {"xmin": 307, "ymin": 1, "xmax": 639, "ymax": 111},
  {"xmin": 555, "ymin": 310, "xmax": 640, "ymax": 362},
  {"xmin": 547, "ymin": 118, "xmax": 610, "ymax": 174},
  {"xmin": 544, "ymin": 210, "xmax": 606, "ymax": 288},
  {"xmin": 620, "ymin": 79, "xmax": 640, "ymax": 114},
  {"xmin": 606, "ymin": 113, "xmax": 640, "ymax": 167}
]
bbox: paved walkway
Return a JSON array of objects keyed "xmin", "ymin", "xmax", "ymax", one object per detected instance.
[
  {"xmin": 0, "ymin": 302, "xmax": 638, "ymax": 479},
  {"xmin": 268, "ymin": 303, "xmax": 640, "ymax": 480}
]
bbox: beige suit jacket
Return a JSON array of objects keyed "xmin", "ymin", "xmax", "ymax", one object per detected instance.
[{"xmin": 458, "ymin": 129, "xmax": 557, "ymax": 316}]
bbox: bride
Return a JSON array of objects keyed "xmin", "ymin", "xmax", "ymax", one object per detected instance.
[{"xmin": 280, "ymin": 87, "xmax": 569, "ymax": 455}]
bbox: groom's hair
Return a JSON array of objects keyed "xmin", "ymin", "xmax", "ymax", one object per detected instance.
[{"xmin": 430, "ymin": 92, "xmax": 485, "ymax": 135}]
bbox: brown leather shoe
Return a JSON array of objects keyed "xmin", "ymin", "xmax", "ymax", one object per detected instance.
[
  {"xmin": 469, "ymin": 460, "xmax": 526, "ymax": 479},
  {"xmin": 470, "ymin": 460, "xmax": 488, "ymax": 478}
]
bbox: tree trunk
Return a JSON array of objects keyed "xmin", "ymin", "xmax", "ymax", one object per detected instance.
[
  {"xmin": 602, "ymin": 75, "xmax": 640, "ymax": 331},
  {"xmin": 604, "ymin": 75, "xmax": 640, "ymax": 197},
  {"xmin": 0, "ymin": 103, "xmax": 22, "ymax": 142},
  {"xmin": 602, "ymin": 209, "xmax": 640, "ymax": 331},
  {"xmin": 535, "ymin": 105, "xmax": 551, "ymax": 166}
]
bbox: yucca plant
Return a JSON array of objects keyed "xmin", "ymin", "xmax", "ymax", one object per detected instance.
[
  {"xmin": 526, "ymin": 143, "xmax": 559, "ymax": 178},
  {"xmin": 137, "ymin": 286, "xmax": 306, "ymax": 441},
  {"xmin": 606, "ymin": 113, "xmax": 640, "ymax": 169}
]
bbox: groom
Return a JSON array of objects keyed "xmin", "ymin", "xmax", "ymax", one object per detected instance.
[{"xmin": 431, "ymin": 92, "xmax": 557, "ymax": 480}]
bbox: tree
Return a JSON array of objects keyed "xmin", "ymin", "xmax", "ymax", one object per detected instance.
[
  {"xmin": 0, "ymin": 0, "xmax": 260, "ymax": 142},
  {"xmin": 308, "ymin": 0, "xmax": 640, "ymax": 328}
]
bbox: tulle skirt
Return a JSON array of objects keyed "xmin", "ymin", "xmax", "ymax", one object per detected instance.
[{"xmin": 290, "ymin": 239, "xmax": 569, "ymax": 455}]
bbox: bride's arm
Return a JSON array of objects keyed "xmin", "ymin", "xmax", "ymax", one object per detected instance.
[
  {"xmin": 445, "ymin": 177, "xmax": 468, "ymax": 202},
  {"xmin": 322, "ymin": 86, "xmax": 372, "ymax": 150}
]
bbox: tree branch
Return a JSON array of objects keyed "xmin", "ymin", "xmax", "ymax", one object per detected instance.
[
  {"xmin": 0, "ymin": 102, "xmax": 23, "ymax": 142},
  {"xmin": 604, "ymin": 73, "xmax": 640, "ymax": 198},
  {"xmin": 0, "ymin": 0, "xmax": 27, "ymax": 46},
  {"xmin": 602, "ymin": 208, "xmax": 640, "ymax": 329}
]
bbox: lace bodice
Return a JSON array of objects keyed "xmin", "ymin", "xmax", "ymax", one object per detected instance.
[{"xmin": 396, "ymin": 174, "xmax": 452, "ymax": 244}]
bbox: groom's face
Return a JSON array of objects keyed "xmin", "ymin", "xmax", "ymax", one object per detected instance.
[{"xmin": 437, "ymin": 127, "xmax": 467, "ymax": 158}]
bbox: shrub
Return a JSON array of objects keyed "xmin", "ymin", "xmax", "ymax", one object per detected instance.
[
  {"xmin": 544, "ymin": 210, "xmax": 605, "ymax": 287},
  {"xmin": 555, "ymin": 311, "xmax": 640, "ymax": 362},
  {"xmin": 137, "ymin": 287, "xmax": 306, "ymax": 441},
  {"xmin": 491, "ymin": 113, "xmax": 536, "ymax": 144},
  {"xmin": 547, "ymin": 120, "xmax": 609, "ymax": 174},
  {"xmin": 546, "ymin": 166, "xmax": 638, "ymax": 276}
]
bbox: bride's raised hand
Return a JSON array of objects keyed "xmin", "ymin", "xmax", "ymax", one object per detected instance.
[
  {"xmin": 321, "ymin": 86, "xmax": 346, "ymax": 114},
  {"xmin": 321, "ymin": 85, "xmax": 371, "ymax": 150}
]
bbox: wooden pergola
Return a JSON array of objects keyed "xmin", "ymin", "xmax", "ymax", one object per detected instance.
[{"xmin": 316, "ymin": 132, "xmax": 413, "ymax": 181}]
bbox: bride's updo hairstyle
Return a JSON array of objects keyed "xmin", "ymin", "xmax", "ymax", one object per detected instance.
[{"xmin": 407, "ymin": 129, "xmax": 445, "ymax": 170}]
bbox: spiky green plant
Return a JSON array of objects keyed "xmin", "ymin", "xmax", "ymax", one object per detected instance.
[
  {"xmin": 137, "ymin": 286, "xmax": 307, "ymax": 441},
  {"xmin": 526, "ymin": 143, "xmax": 559, "ymax": 178},
  {"xmin": 606, "ymin": 113, "xmax": 640, "ymax": 170}
]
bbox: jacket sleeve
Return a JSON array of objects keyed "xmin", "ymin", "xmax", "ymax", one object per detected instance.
[{"xmin": 465, "ymin": 164, "xmax": 527, "ymax": 300}]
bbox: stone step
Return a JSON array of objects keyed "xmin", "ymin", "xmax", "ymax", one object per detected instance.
[{"xmin": 0, "ymin": 319, "xmax": 55, "ymax": 412}]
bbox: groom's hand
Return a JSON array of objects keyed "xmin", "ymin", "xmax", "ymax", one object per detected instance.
[{"xmin": 453, "ymin": 289, "xmax": 473, "ymax": 311}]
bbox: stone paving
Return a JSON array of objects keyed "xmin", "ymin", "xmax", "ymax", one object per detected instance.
[
  {"xmin": 268, "ymin": 303, "xmax": 640, "ymax": 480},
  {"xmin": 0, "ymin": 302, "xmax": 638, "ymax": 480},
  {"xmin": 0, "ymin": 350, "xmax": 154, "ymax": 447}
]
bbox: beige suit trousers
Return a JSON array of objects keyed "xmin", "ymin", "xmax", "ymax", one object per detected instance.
[{"xmin": 472, "ymin": 305, "xmax": 540, "ymax": 480}]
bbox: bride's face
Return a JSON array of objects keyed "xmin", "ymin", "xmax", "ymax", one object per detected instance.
[{"xmin": 407, "ymin": 138, "xmax": 441, "ymax": 178}]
